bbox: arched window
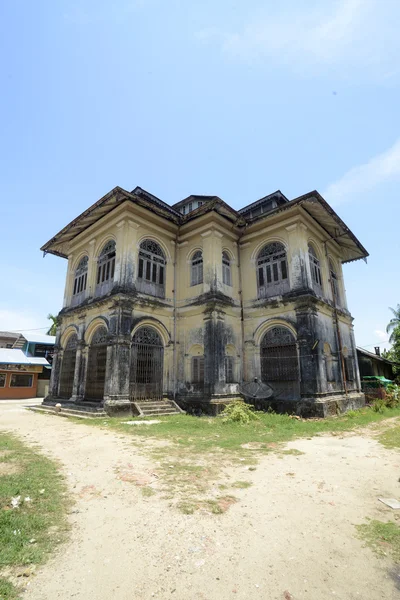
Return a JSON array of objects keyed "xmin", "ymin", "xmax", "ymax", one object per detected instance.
[
  {"xmin": 342, "ymin": 347, "xmax": 354, "ymax": 382},
  {"xmin": 95, "ymin": 241, "xmax": 116, "ymax": 297},
  {"xmin": 329, "ymin": 259, "xmax": 340, "ymax": 305},
  {"xmin": 192, "ymin": 355, "xmax": 205, "ymax": 384},
  {"xmin": 323, "ymin": 342, "xmax": 334, "ymax": 382},
  {"xmin": 260, "ymin": 326, "xmax": 300, "ymax": 399},
  {"xmin": 222, "ymin": 252, "xmax": 232, "ymax": 286},
  {"xmin": 257, "ymin": 242, "xmax": 289, "ymax": 298},
  {"xmin": 137, "ymin": 240, "xmax": 166, "ymax": 298},
  {"xmin": 59, "ymin": 334, "xmax": 78, "ymax": 398},
  {"xmin": 131, "ymin": 326, "xmax": 164, "ymax": 401},
  {"xmin": 225, "ymin": 356, "xmax": 234, "ymax": 383},
  {"xmin": 85, "ymin": 326, "xmax": 108, "ymax": 401},
  {"xmin": 72, "ymin": 256, "xmax": 88, "ymax": 306},
  {"xmin": 191, "ymin": 251, "xmax": 203, "ymax": 286},
  {"xmin": 308, "ymin": 244, "xmax": 322, "ymax": 294}
]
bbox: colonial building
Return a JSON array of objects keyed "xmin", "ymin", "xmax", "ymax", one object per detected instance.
[{"xmin": 41, "ymin": 186, "xmax": 368, "ymax": 416}]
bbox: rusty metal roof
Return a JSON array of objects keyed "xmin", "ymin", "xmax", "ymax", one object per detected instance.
[{"xmin": 41, "ymin": 186, "xmax": 368, "ymax": 263}]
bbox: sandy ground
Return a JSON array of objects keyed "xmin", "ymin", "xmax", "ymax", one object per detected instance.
[{"xmin": 1, "ymin": 400, "xmax": 400, "ymax": 600}]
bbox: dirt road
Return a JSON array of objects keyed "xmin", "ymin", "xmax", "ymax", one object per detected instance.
[{"xmin": 1, "ymin": 401, "xmax": 399, "ymax": 600}]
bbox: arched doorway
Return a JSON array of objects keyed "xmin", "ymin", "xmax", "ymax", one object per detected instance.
[
  {"xmin": 260, "ymin": 326, "xmax": 300, "ymax": 400},
  {"xmin": 85, "ymin": 326, "xmax": 108, "ymax": 401},
  {"xmin": 130, "ymin": 326, "xmax": 164, "ymax": 402},
  {"xmin": 59, "ymin": 333, "xmax": 78, "ymax": 398}
]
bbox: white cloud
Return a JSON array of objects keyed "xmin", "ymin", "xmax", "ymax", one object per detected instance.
[
  {"xmin": 374, "ymin": 330, "xmax": 388, "ymax": 342},
  {"xmin": 0, "ymin": 310, "xmax": 46, "ymax": 334},
  {"xmin": 197, "ymin": 0, "xmax": 398, "ymax": 80},
  {"xmin": 323, "ymin": 138, "xmax": 400, "ymax": 206}
]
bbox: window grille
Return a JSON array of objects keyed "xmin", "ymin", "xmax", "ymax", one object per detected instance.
[
  {"xmin": 308, "ymin": 244, "xmax": 322, "ymax": 293},
  {"xmin": 191, "ymin": 251, "xmax": 203, "ymax": 286},
  {"xmin": 222, "ymin": 251, "xmax": 232, "ymax": 286},
  {"xmin": 137, "ymin": 240, "xmax": 166, "ymax": 298},
  {"xmin": 192, "ymin": 356, "xmax": 205, "ymax": 383},
  {"xmin": 59, "ymin": 334, "xmax": 78, "ymax": 398},
  {"xmin": 225, "ymin": 356, "xmax": 234, "ymax": 383},
  {"xmin": 85, "ymin": 326, "xmax": 108, "ymax": 401},
  {"xmin": 72, "ymin": 256, "xmax": 88, "ymax": 306},
  {"xmin": 95, "ymin": 241, "xmax": 116, "ymax": 297},
  {"xmin": 329, "ymin": 260, "xmax": 340, "ymax": 305},
  {"xmin": 344, "ymin": 357, "xmax": 354, "ymax": 381},
  {"xmin": 0, "ymin": 373, "xmax": 6, "ymax": 387},
  {"xmin": 130, "ymin": 327, "xmax": 164, "ymax": 401},
  {"xmin": 257, "ymin": 242, "xmax": 289, "ymax": 298},
  {"xmin": 260, "ymin": 327, "xmax": 299, "ymax": 400}
]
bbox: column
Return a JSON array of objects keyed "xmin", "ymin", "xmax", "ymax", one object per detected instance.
[
  {"xmin": 71, "ymin": 317, "xmax": 87, "ymax": 403},
  {"xmin": 296, "ymin": 299, "xmax": 323, "ymax": 397},
  {"xmin": 201, "ymin": 229, "xmax": 223, "ymax": 293},
  {"xmin": 103, "ymin": 300, "xmax": 133, "ymax": 413},
  {"xmin": 285, "ymin": 222, "xmax": 312, "ymax": 293},
  {"xmin": 114, "ymin": 219, "xmax": 140, "ymax": 293}
]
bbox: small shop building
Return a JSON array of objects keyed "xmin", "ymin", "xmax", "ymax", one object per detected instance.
[{"xmin": 0, "ymin": 349, "xmax": 50, "ymax": 400}]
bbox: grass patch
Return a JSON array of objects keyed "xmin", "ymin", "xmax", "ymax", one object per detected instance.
[
  {"xmin": 0, "ymin": 432, "xmax": 68, "ymax": 598},
  {"xmin": 74, "ymin": 406, "xmax": 400, "ymax": 455},
  {"xmin": 141, "ymin": 486, "xmax": 155, "ymax": 497},
  {"xmin": 70, "ymin": 406, "xmax": 400, "ymax": 516},
  {"xmin": 378, "ymin": 426, "xmax": 400, "ymax": 450},
  {"xmin": 356, "ymin": 519, "xmax": 400, "ymax": 561},
  {"xmin": 280, "ymin": 448, "xmax": 305, "ymax": 456},
  {"xmin": 232, "ymin": 480, "xmax": 252, "ymax": 489}
]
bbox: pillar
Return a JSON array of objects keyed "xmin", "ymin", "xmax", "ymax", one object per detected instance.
[
  {"xmin": 103, "ymin": 300, "xmax": 133, "ymax": 414},
  {"xmin": 201, "ymin": 229, "xmax": 224, "ymax": 293},
  {"xmin": 285, "ymin": 222, "xmax": 312, "ymax": 293}
]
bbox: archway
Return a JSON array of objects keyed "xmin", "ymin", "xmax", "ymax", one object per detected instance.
[
  {"xmin": 59, "ymin": 333, "xmax": 78, "ymax": 398},
  {"xmin": 260, "ymin": 326, "xmax": 300, "ymax": 400},
  {"xmin": 130, "ymin": 326, "xmax": 164, "ymax": 402},
  {"xmin": 85, "ymin": 326, "xmax": 108, "ymax": 401}
]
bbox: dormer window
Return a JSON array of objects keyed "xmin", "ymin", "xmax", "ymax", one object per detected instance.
[{"xmin": 188, "ymin": 202, "xmax": 193, "ymax": 212}]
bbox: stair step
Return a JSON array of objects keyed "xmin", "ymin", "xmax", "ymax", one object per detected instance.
[{"xmin": 29, "ymin": 407, "xmax": 106, "ymax": 419}]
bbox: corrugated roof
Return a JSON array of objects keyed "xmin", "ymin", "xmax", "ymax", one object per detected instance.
[
  {"xmin": 14, "ymin": 332, "xmax": 56, "ymax": 345},
  {"xmin": 0, "ymin": 349, "xmax": 50, "ymax": 366}
]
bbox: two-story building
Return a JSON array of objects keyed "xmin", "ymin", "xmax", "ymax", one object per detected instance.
[{"xmin": 41, "ymin": 186, "xmax": 368, "ymax": 417}]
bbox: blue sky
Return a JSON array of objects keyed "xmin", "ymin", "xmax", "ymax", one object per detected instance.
[{"xmin": 0, "ymin": 0, "xmax": 399, "ymax": 350}]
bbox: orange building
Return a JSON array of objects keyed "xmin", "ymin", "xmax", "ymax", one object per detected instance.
[{"xmin": 0, "ymin": 349, "xmax": 50, "ymax": 400}]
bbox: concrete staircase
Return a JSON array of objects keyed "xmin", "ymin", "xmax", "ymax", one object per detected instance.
[
  {"xmin": 30, "ymin": 401, "xmax": 107, "ymax": 419},
  {"xmin": 132, "ymin": 399, "xmax": 184, "ymax": 417}
]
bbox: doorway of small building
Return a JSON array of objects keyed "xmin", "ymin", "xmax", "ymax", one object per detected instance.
[
  {"xmin": 130, "ymin": 326, "xmax": 164, "ymax": 402},
  {"xmin": 85, "ymin": 327, "xmax": 108, "ymax": 402},
  {"xmin": 260, "ymin": 326, "xmax": 300, "ymax": 400}
]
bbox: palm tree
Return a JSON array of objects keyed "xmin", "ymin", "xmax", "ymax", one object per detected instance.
[
  {"xmin": 47, "ymin": 313, "xmax": 59, "ymax": 336},
  {"xmin": 386, "ymin": 304, "xmax": 400, "ymax": 342}
]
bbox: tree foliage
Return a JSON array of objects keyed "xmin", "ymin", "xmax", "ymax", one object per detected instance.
[
  {"xmin": 383, "ymin": 304, "xmax": 400, "ymax": 374},
  {"xmin": 46, "ymin": 313, "xmax": 59, "ymax": 336}
]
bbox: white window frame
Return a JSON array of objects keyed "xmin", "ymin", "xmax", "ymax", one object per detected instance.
[
  {"xmin": 191, "ymin": 251, "xmax": 203, "ymax": 286},
  {"xmin": 222, "ymin": 251, "xmax": 232, "ymax": 286}
]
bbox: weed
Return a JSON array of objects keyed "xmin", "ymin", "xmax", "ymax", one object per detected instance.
[
  {"xmin": 177, "ymin": 501, "xmax": 195, "ymax": 515},
  {"xmin": 232, "ymin": 481, "xmax": 252, "ymax": 489},
  {"xmin": 141, "ymin": 487, "xmax": 155, "ymax": 497},
  {"xmin": 280, "ymin": 449, "xmax": 305, "ymax": 456},
  {"xmin": 356, "ymin": 519, "xmax": 400, "ymax": 561},
  {"xmin": 221, "ymin": 400, "xmax": 260, "ymax": 425},
  {"xmin": 0, "ymin": 577, "xmax": 18, "ymax": 600},
  {"xmin": 378, "ymin": 426, "xmax": 400, "ymax": 450}
]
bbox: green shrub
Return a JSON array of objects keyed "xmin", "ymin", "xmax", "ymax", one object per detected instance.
[
  {"xmin": 221, "ymin": 400, "xmax": 260, "ymax": 424},
  {"xmin": 372, "ymin": 398, "xmax": 386, "ymax": 413}
]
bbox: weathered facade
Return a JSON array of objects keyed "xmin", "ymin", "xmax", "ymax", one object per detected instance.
[{"xmin": 41, "ymin": 186, "xmax": 368, "ymax": 417}]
